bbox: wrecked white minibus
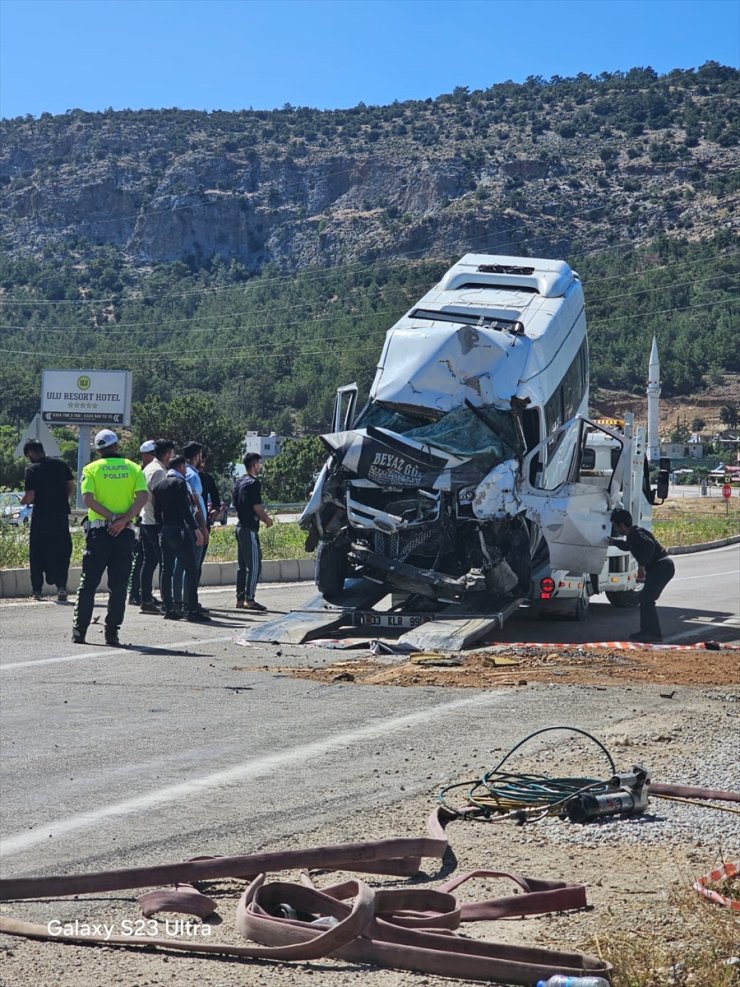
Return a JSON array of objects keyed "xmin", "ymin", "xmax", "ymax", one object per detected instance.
[{"xmin": 300, "ymin": 254, "xmax": 663, "ymax": 619}]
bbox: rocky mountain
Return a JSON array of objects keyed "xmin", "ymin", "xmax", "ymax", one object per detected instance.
[
  {"xmin": 1, "ymin": 63, "xmax": 738, "ymax": 278},
  {"xmin": 0, "ymin": 63, "xmax": 737, "ymax": 444}
]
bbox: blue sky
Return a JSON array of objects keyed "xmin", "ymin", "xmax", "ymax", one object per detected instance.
[{"xmin": 1, "ymin": 0, "xmax": 738, "ymax": 119}]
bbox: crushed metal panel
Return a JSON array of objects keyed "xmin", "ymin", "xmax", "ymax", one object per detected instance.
[
  {"xmin": 368, "ymin": 256, "xmax": 582, "ymax": 417},
  {"xmin": 235, "ymin": 608, "xmax": 346, "ymax": 645},
  {"xmin": 321, "ymin": 427, "xmax": 467, "ymax": 488},
  {"xmin": 516, "ymin": 415, "xmax": 623, "ymax": 575},
  {"xmin": 399, "ymin": 616, "xmax": 501, "ymax": 652},
  {"xmin": 472, "ymin": 459, "xmax": 522, "ymax": 519},
  {"xmin": 371, "ymin": 325, "xmax": 529, "ymax": 412},
  {"xmin": 235, "ymin": 582, "xmax": 389, "ymax": 646},
  {"xmin": 300, "ymin": 461, "xmax": 329, "ymax": 525},
  {"xmin": 519, "ymin": 486, "xmax": 611, "ymax": 574}
]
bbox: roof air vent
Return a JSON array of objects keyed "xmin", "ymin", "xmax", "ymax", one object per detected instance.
[{"xmin": 477, "ymin": 264, "xmax": 535, "ymax": 276}]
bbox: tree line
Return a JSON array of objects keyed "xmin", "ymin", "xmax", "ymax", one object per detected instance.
[
  {"xmin": 0, "ymin": 231, "xmax": 736, "ymax": 495},
  {"xmin": 0, "ymin": 232, "xmax": 736, "ymax": 434}
]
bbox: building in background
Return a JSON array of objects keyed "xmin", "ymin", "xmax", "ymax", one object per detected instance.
[
  {"xmin": 242, "ymin": 431, "xmax": 282, "ymax": 459},
  {"xmin": 660, "ymin": 435, "xmax": 704, "ymax": 459},
  {"xmin": 718, "ymin": 432, "xmax": 740, "ymax": 464}
]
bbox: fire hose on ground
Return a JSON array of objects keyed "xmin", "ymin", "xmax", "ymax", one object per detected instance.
[
  {"xmin": 0, "ymin": 806, "xmax": 612, "ymax": 984},
  {"xmin": 2, "ymin": 729, "xmax": 737, "ymax": 980}
]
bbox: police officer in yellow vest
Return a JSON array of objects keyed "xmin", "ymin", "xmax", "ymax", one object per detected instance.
[{"xmin": 73, "ymin": 430, "xmax": 149, "ymax": 646}]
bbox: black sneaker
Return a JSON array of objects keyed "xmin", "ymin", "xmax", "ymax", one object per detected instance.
[
  {"xmin": 244, "ymin": 600, "xmax": 267, "ymax": 612},
  {"xmin": 32, "ymin": 592, "xmax": 43, "ymax": 601},
  {"xmin": 139, "ymin": 600, "xmax": 161, "ymax": 614},
  {"xmin": 104, "ymin": 629, "xmax": 121, "ymax": 647},
  {"xmin": 163, "ymin": 610, "xmax": 182, "ymax": 620},
  {"xmin": 57, "ymin": 587, "xmax": 68, "ymax": 602},
  {"xmin": 72, "ymin": 626, "xmax": 86, "ymax": 644},
  {"xmin": 128, "ymin": 596, "xmax": 141, "ymax": 606},
  {"xmin": 186, "ymin": 611, "xmax": 212, "ymax": 623}
]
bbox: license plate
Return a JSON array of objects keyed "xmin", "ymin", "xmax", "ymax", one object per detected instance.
[{"xmin": 352, "ymin": 612, "xmax": 434, "ymax": 629}]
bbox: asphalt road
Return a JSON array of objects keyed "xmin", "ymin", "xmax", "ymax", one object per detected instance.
[{"xmin": 0, "ymin": 543, "xmax": 737, "ymax": 884}]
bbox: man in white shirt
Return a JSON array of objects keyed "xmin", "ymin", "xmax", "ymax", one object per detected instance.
[{"xmin": 139, "ymin": 438, "xmax": 175, "ymax": 614}]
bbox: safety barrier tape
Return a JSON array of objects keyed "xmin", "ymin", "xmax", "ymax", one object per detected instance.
[
  {"xmin": 496, "ymin": 641, "xmax": 728, "ymax": 650},
  {"xmin": 693, "ymin": 861, "xmax": 740, "ymax": 911}
]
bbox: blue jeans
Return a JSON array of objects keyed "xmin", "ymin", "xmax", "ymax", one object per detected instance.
[
  {"xmin": 160, "ymin": 526, "xmax": 200, "ymax": 614},
  {"xmin": 172, "ymin": 542, "xmax": 205, "ymax": 607}
]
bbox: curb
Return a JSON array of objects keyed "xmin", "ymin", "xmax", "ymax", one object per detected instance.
[
  {"xmin": 668, "ymin": 534, "xmax": 740, "ymax": 556},
  {"xmin": 0, "ymin": 557, "xmax": 316, "ymax": 599}
]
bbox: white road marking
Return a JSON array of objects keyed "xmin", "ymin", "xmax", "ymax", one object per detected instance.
[
  {"xmin": 667, "ymin": 622, "xmax": 740, "ymax": 642},
  {"xmin": 1, "ymin": 691, "xmax": 495, "ymax": 856},
  {"xmin": 1, "ymin": 636, "xmax": 232, "ymax": 671},
  {"xmin": 672, "ymin": 569, "xmax": 739, "ymax": 582},
  {"xmin": 682, "ymin": 616, "xmax": 740, "ymax": 627}
]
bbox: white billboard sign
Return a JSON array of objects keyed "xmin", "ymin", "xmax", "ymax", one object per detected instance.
[{"xmin": 41, "ymin": 369, "xmax": 132, "ymax": 426}]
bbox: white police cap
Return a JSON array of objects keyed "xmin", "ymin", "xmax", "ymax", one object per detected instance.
[{"xmin": 94, "ymin": 429, "xmax": 119, "ymax": 449}]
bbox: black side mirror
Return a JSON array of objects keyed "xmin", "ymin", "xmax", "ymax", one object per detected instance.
[{"xmin": 655, "ymin": 457, "xmax": 671, "ymax": 501}]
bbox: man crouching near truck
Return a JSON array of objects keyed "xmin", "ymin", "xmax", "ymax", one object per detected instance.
[{"xmin": 609, "ymin": 508, "xmax": 675, "ymax": 644}]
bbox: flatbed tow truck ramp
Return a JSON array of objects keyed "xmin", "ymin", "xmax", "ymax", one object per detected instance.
[{"xmin": 235, "ymin": 579, "xmax": 524, "ymax": 651}]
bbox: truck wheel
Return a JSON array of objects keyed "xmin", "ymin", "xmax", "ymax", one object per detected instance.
[
  {"xmin": 316, "ymin": 541, "xmax": 348, "ymax": 600},
  {"xmin": 606, "ymin": 590, "xmax": 642, "ymax": 608}
]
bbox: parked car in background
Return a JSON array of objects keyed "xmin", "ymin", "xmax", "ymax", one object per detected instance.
[{"xmin": 0, "ymin": 492, "xmax": 32, "ymax": 526}]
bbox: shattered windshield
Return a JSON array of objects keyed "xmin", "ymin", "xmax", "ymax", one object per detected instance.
[{"xmin": 357, "ymin": 402, "xmax": 521, "ymax": 459}]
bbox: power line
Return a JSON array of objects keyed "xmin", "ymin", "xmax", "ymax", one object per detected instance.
[
  {"xmin": 2, "ymin": 297, "xmax": 734, "ymax": 362},
  {"xmin": 1, "ymin": 269, "xmax": 735, "ymax": 336},
  {"xmin": 589, "ymin": 297, "xmax": 738, "ymax": 327}
]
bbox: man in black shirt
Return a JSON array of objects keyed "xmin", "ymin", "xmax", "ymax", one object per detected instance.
[
  {"xmin": 21, "ymin": 439, "xmax": 74, "ymax": 601},
  {"xmin": 232, "ymin": 452, "xmax": 273, "ymax": 611},
  {"xmin": 197, "ymin": 454, "xmax": 225, "ymax": 578},
  {"xmin": 609, "ymin": 508, "xmax": 675, "ymax": 643},
  {"xmin": 200, "ymin": 462, "xmax": 224, "ymax": 527},
  {"xmin": 152, "ymin": 456, "xmax": 209, "ymax": 623}
]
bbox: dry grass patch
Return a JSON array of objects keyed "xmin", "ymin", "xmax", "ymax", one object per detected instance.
[{"xmin": 593, "ymin": 878, "xmax": 739, "ymax": 987}]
